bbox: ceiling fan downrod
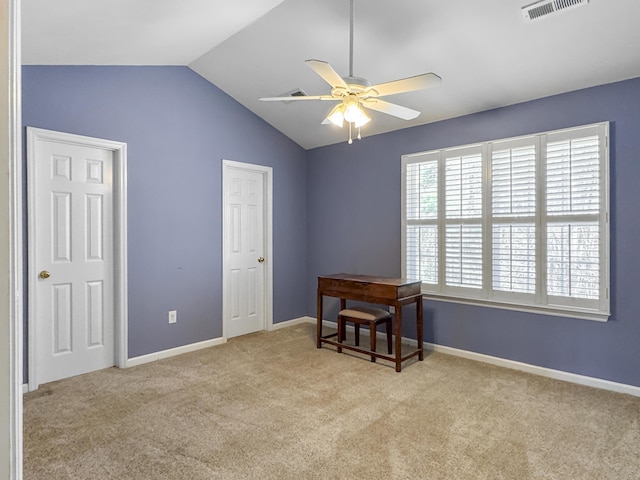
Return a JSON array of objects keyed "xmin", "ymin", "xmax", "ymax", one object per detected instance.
[
  {"xmin": 345, "ymin": 0, "xmax": 364, "ymax": 144},
  {"xmin": 349, "ymin": 0, "xmax": 355, "ymax": 78}
]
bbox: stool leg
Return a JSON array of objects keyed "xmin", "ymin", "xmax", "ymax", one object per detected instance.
[
  {"xmin": 354, "ymin": 323, "xmax": 360, "ymax": 346},
  {"xmin": 337, "ymin": 315, "xmax": 343, "ymax": 353},
  {"xmin": 386, "ymin": 318, "xmax": 392, "ymax": 354},
  {"xmin": 370, "ymin": 323, "xmax": 377, "ymax": 362}
]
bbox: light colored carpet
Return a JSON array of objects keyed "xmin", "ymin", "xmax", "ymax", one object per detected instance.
[{"xmin": 24, "ymin": 323, "xmax": 640, "ymax": 479}]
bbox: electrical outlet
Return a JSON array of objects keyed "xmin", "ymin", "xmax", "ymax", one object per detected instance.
[
  {"xmin": 389, "ymin": 306, "xmax": 395, "ymax": 314},
  {"xmin": 168, "ymin": 310, "xmax": 177, "ymax": 324}
]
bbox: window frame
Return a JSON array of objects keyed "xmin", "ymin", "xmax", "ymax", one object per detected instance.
[{"xmin": 401, "ymin": 122, "xmax": 610, "ymax": 321}]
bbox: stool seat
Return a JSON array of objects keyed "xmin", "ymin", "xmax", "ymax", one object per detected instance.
[
  {"xmin": 339, "ymin": 306, "xmax": 390, "ymax": 321},
  {"xmin": 337, "ymin": 306, "xmax": 392, "ymax": 362}
]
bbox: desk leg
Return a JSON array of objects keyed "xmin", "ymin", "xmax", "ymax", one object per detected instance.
[
  {"xmin": 417, "ymin": 296, "xmax": 424, "ymax": 361},
  {"xmin": 339, "ymin": 298, "xmax": 346, "ymax": 341},
  {"xmin": 394, "ymin": 302, "xmax": 402, "ymax": 372},
  {"xmin": 316, "ymin": 290, "xmax": 323, "ymax": 348}
]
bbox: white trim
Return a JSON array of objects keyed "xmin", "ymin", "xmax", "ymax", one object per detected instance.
[
  {"xmin": 222, "ymin": 160, "xmax": 274, "ymax": 336},
  {"xmin": 125, "ymin": 337, "xmax": 227, "ymax": 368},
  {"xmin": 422, "ymin": 341, "xmax": 640, "ymax": 397},
  {"xmin": 22, "ymin": 384, "xmax": 28, "ymax": 395},
  {"xmin": 26, "ymin": 128, "xmax": 128, "ymax": 391},
  {"xmin": 112, "ymin": 142, "xmax": 129, "ymax": 369},
  {"xmin": 420, "ymin": 294, "xmax": 609, "ymax": 322},
  {"xmin": 5, "ymin": 0, "xmax": 22, "ymax": 477},
  {"xmin": 270, "ymin": 316, "xmax": 316, "ymax": 330},
  {"xmin": 309, "ymin": 317, "xmax": 640, "ymax": 397}
]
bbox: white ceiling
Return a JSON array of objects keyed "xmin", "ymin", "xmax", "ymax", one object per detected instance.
[
  {"xmin": 22, "ymin": 0, "xmax": 285, "ymax": 65},
  {"xmin": 23, "ymin": 0, "xmax": 640, "ymax": 150}
]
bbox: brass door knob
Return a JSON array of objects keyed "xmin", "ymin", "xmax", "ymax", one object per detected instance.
[
  {"xmin": 258, "ymin": 257, "xmax": 265, "ymax": 263},
  {"xmin": 39, "ymin": 270, "xmax": 51, "ymax": 279}
]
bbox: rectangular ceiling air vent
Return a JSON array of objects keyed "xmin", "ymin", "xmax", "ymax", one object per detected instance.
[
  {"xmin": 522, "ymin": 0, "xmax": 588, "ymax": 21},
  {"xmin": 276, "ymin": 88, "xmax": 308, "ymax": 103},
  {"xmin": 278, "ymin": 88, "xmax": 308, "ymax": 98},
  {"xmin": 289, "ymin": 89, "xmax": 308, "ymax": 97}
]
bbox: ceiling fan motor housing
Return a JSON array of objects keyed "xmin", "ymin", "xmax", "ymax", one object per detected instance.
[
  {"xmin": 343, "ymin": 76, "xmax": 371, "ymax": 89},
  {"xmin": 332, "ymin": 76, "xmax": 373, "ymax": 98}
]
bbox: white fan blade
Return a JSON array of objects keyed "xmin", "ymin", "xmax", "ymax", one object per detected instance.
[
  {"xmin": 362, "ymin": 99, "xmax": 420, "ymax": 120},
  {"xmin": 305, "ymin": 60, "xmax": 348, "ymax": 89},
  {"xmin": 259, "ymin": 95, "xmax": 337, "ymax": 101},
  {"xmin": 368, "ymin": 73, "xmax": 441, "ymax": 97}
]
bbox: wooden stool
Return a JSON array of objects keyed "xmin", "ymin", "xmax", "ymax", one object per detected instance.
[{"xmin": 337, "ymin": 306, "xmax": 392, "ymax": 362}]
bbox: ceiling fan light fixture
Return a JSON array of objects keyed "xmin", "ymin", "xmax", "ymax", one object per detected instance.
[
  {"xmin": 353, "ymin": 108, "xmax": 371, "ymax": 128},
  {"xmin": 343, "ymin": 102, "xmax": 361, "ymax": 122},
  {"xmin": 343, "ymin": 99, "xmax": 370, "ymax": 127},
  {"xmin": 326, "ymin": 104, "xmax": 345, "ymax": 127}
]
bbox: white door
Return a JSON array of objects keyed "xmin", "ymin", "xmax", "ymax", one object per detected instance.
[
  {"xmin": 223, "ymin": 161, "xmax": 271, "ymax": 338},
  {"xmin": 30, "ymin": 136, "xmax": 115, "ymax": 385}
]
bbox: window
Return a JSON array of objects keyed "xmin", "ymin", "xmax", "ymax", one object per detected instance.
[{"xmin": 402, "ymin": 123, "xmax": 610, "ymax": 321}]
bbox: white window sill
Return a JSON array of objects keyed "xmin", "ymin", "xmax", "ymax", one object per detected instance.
[{"xmin": 421, "ymin": 292, "xmax": 610, "ymax": 322}]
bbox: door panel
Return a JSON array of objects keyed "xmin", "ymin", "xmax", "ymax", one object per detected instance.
[
  {"xmin": 52, "ymin": 283, "xmax": 72, "ymax": 353},
  {"xmin": 33, "ymin": 139, "xmax": 115, "ymax": 384}
]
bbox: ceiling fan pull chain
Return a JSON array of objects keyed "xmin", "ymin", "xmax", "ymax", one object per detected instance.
[
  {"xmin": 348, "ymin": 122, "xmax": 353, "ymax": 144},
  {"xmin": 357, "ymin": 126, "xmax": 362, "ymax": 141}
]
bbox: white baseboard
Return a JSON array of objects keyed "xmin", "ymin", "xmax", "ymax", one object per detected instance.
[
  {"xmin": 313, "ymin": 317, "xmax": 640, "ymax": 397},
  {"xmin": 125, "ymin": 318, "xmax": 315, "ymax": 368},
  {"xmin": 271, "ymin": 316, "xmax": 316, "ymax": 330},
  {"xmin": 125, "ymin": 317, "xmax": 314, "ymax": 367},
  {"xmin": 22, "ymin": 383, "xmax": 29, "ymax": 394},
  {"xmin": 422, "ymin": 341, "xmax": 640, "ymax": 397},
  {"xmin": 125, "ymin": 337, "xmax": 227, "ymax": 368}
]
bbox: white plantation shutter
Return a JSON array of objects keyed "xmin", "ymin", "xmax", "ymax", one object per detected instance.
[
  {"xmin": 547, "ymin": 223, "xmax": 599, "ymax": 299},
  {"xmin": 445, "ymin": 152, "xmax": 482, "ymax": 218},
  {"xmin": 446, "ymin": 224, "xmax": 482, "ymax": 287},
  {"xmin": 444, "ymin": 149, "xmax": 483, "ymax": 289},
  {"xmin": 492, "ymin": 224, "xmax": 536, "ymax": 293},
  {"xmin": 401, "ymin": 122, "xmax": 609, "ymax": 320},
  {"xmin": 547, "ymin": 136, "xmax": 600, "ymax": 215},
  {"xmin": 545, "ymin": 127, "xmax": 604, "ymax": 305},
  {"xmin": 491, "ymin": 141, "xmax": 537, "ymax": 295},
  {"xmin": 492, "ymin": 144, "xmax": 536, "ymax": 218},
  {"xmin": 406, "ymin": 161, "xmax": 438, "ymax": 220},
  {"xmin": 404, "ymin": 154, "xmax": 439, "ymax": 284},
  {"xmin": 406, "ymin": 225, "xmax": 438, "ymax": 283}
]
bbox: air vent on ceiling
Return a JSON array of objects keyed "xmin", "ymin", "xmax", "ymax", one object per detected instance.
[
  {"xmin": 289, "ymin": 89, "xmax": 308, "ymax": 97},
  {"xmin": 522, "ymin": 0, "xmax": 588, "ymax": 21},
  {"xmin": 275, "ymin": 88, "xmax": 308, "ymax": 103}
]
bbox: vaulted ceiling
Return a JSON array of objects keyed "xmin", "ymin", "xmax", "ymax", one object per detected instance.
[{"xmin": 23, "ymin": 0, "xmax": 640, "ymax": 149}]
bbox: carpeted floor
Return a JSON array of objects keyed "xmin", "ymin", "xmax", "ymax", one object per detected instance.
[{"xmin": 24, "ymin": 323, "xmax": 640, "ymax": 479}]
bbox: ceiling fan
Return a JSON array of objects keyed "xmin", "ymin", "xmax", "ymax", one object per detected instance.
[{"xmin": 259, "ymin": 0, "xmax": 442, "ymax": 143}]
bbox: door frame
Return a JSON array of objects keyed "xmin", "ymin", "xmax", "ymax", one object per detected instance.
[
  {"xmin": 4, "ymin": 0, "xmax": 22, "ymax": 477},
  {"xmin": 222, "ymin": 159, "xmax": 273, "ymax": 338},
  {"xmin": 26, "ymin": 127, "xmax": 128, "ymax": 391}
]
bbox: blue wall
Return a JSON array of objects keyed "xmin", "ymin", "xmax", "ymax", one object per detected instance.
[
  {"xmin": 307, "ymin": 77, "xmax": 640, "ymax": 387},
  {"xmin": 22, "ymin": 66, "xmax": 308, "ymax": 368},
  {"xmin": 23, "ymin": 66, "xmax": 640, "ymax": 388}
]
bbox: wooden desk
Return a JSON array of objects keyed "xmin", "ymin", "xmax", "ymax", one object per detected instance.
[{"xmin": 317, "ymin": 273, "xmax": 423, "ymax": 372}]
